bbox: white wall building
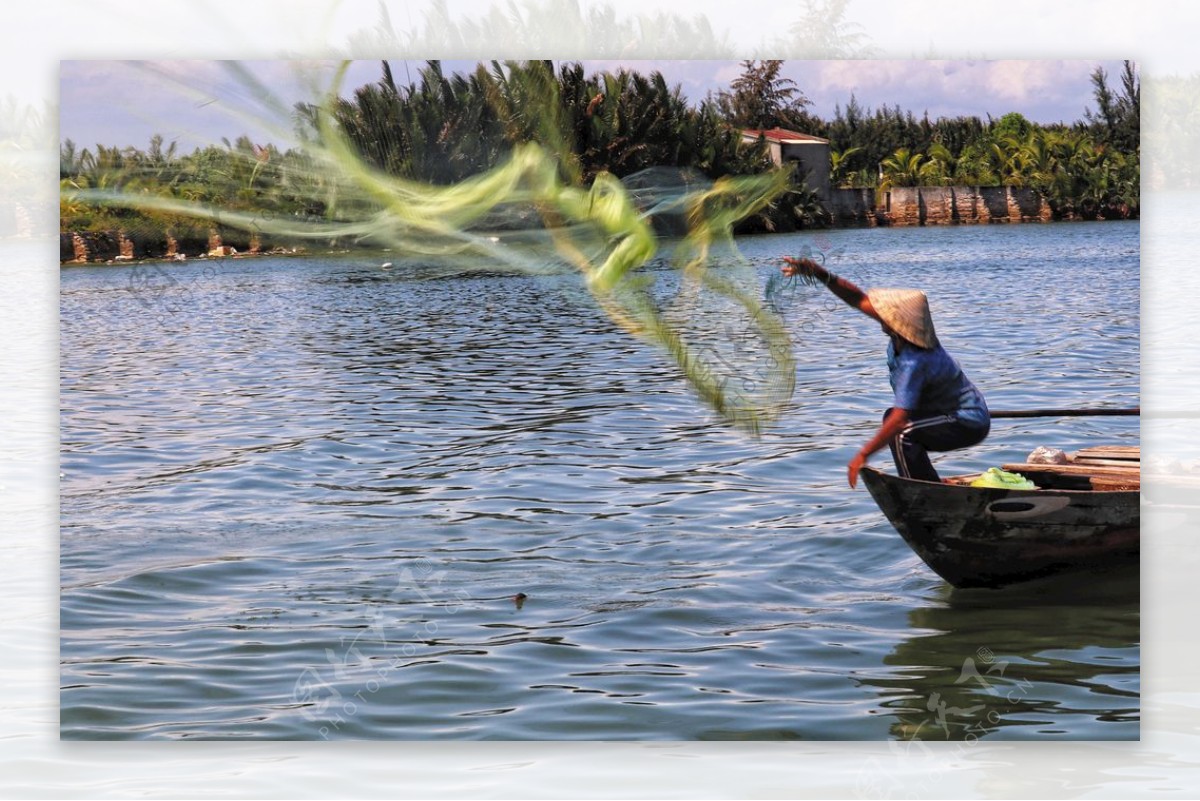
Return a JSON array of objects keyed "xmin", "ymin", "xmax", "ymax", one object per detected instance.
[{"xmin": 741, "ymin": 127, "xmax": 832, "ymax": 200}]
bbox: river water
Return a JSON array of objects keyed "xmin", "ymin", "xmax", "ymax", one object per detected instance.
[{"xmin": 60, "ymin": 221, "xmax": 1139, "ymax": 740}]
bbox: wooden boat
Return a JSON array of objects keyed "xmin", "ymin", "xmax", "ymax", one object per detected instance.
[{"xmin": 860, "ymin": 445, "xmax": 1140, "ymax": 588}]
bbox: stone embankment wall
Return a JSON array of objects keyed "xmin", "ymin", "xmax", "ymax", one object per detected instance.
[
  {"xmin": 883, "ymin": 186, "xmax": 1051, "ymax": 225},
  {"xmin": 825, "ymin": 186, "xmax": 1052, "ymax": 227},
  {"xmin": 60, "ymin": 229, "xmax": 266, "ymax": 264},
  {"xmin": 61, "ymin": 186, "xmax": 1056, "ymax": 262},
  {"xmin": 825, "ymin": 188, "xmax": 878, "ymax": 226}
]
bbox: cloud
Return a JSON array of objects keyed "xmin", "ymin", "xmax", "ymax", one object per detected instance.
[
  {"xmin": 978, "ymin": 61, "xmax": 1057, "ymax": 103},
  {"xmin": 59, "ymin": 60, "xmax": 381, "ymax": 151},
  {"xmin": 59, "ymin": 57, "xmax": 1124, "ymax": 150},
  {"xmin": 572, "ymin": 60, "xmax": 737, "ymax": 101},
  {"xmin": 792, "ymin": 59, "xmax": 1116, "ymax": 123}
]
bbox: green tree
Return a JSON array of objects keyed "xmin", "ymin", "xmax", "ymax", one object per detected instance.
[
  {"xmin": 923, "ymin": 142, "xmax": 957, "ymax": 185},
  {"xmin": 714, "ymin": 60, "xmax": 811, "ymax": 130},
  {"xmin": 879, "ymin": 147, "xmax": 937, "ymax": 189},
  {"xmin": 829, "ymin": 145, "xmax": 863, "ymax": 187},
  {"xmin": 990, "ymin": 111, "xmax": 1033, "ymax": 143},
  {"xmin": 1086, "ymin": 60, "xmax": 1139, "ymax": 155}
]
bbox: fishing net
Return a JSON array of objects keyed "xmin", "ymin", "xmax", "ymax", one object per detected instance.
[{"xmin": 63, "ymin": 60, "xmax": 799, "ymax": 434}]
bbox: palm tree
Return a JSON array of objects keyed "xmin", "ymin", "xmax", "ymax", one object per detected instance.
[
  {"xmin": 879, "ymin": 147, "xmax": 936, "ymax": 189},
  {"xmin": 60, "ymin": 139, "xmax": 80, "ymax": 179},
  {"xmin": 829, "ymin": 145, "xmax": 863, "ymax": 188},
  {"xmin": 582, "ymin": 69, "xmax": 690, "ymax": 179},
  {"xmin": 1015, "ymin": 131, "xmax": 1060, "ymax": 194},
  {"xmin": 983, "ymin": 136, "xmax": 1024, "ymax": 186},
  {"xmin": 923, "ymin": 142, "xmax": 957, "ymax": 185}
]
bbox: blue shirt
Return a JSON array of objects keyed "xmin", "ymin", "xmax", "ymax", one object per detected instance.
[{"xmin": 887, "ymin": 339, "xmax": 989, "ymax": 427}]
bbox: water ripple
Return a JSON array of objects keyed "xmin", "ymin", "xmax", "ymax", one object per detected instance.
[{"xmin": 61, "ymin": 223, "xmax": 1139, "ymax": 739}]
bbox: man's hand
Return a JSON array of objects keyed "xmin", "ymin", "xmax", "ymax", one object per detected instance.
[
  {"xmin": 848, "ymin": 450, "xmax": 868, "ymax": 488},
  {"xmin": 849, "ymin": 409, "xmax": 910, "ymax": 488},
  {"xmin": 781, "ymin": 256, "xmax": 826, "ymax": 281}
]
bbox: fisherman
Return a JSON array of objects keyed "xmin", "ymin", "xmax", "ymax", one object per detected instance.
[{"xmin": 781, "ymin": 256, "xmax": 990, "ymax": 488}]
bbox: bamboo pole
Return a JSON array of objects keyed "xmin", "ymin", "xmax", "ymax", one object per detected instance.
[{"xmin": 989, "ymin": 408, "xmax": 1139, "ymax": 419}]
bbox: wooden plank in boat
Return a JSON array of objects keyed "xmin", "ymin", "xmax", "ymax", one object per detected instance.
[
  {"xmin": 1090, "ymin": 475, "xmax": 1140, "ymax": 491},
  {"xmin": 1003, "ymin": 462, "xmax": 1142, "ymax": 478},
  {"xmin": 1073, "ymin": 446, "xmax": 1140, "ymax": 461},
  {"xmin": 1005, "ymin": 462, "xmax": 1141, "ymax": 491},
  {"xmin": 1072, "ymin": 456, "xmax": 1144, "ymax": 468}
]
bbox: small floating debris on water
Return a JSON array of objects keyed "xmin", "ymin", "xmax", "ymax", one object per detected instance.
[
  {"xmin": 380, "ymin": 262, "xmax": 394, "ymax": 270},
  {"xmin": 512, "ymin": 592, "xmax": 527, "ymax": 610}
]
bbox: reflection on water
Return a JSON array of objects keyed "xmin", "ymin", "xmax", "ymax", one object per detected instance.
[
  {"xmin": 869, "ymin": 564, "xmax": 1139, "ymax": 741},
  {"xmin": 60, "ymin": 222, "xmax": 1139, "ymax": 739}
]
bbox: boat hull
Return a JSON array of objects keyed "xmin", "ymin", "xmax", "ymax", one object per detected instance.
[{"xmin": 860, "ymin": 467, "xmax": 1140, "ymax": 588}]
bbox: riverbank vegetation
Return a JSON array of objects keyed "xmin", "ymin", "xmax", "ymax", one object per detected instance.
[
  {"xmin": 832, "ymin": 65, "xmax": 1139, "ymax": 221},
  {"xmin": 60, "ymin": 59, "xmax": 1140, "ymax": 251}
]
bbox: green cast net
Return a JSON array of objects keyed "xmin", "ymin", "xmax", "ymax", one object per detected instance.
[{"xmin": 64, "ymin": 60, "xmax": 798, "ymax": 434}]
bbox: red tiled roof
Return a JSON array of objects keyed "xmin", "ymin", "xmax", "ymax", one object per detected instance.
[{"xmin": 742, "ymin": 127, "xmax": 829, "ymax": 144}]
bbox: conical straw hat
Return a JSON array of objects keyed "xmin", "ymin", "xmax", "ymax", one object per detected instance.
[{"xmin": 866, "ymin": 288, "xmax": 939, "ymax": 348}]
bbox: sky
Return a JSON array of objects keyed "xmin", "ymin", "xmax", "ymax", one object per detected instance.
[{"xmin": 58, "ymin": 58, "xmax": 1129, "ymax": 153}]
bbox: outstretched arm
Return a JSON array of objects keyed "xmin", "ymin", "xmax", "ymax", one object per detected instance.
[{"xmin": 781, "ymin": 257, "xmax": 882, "ymax": 322}]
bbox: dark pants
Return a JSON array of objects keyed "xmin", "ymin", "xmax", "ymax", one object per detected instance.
[{"xmin": 885, "ymin": 408, "xmax": 990, "ymax": 482}]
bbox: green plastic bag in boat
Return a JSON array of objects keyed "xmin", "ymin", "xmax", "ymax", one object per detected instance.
[{"xmin": 969, "ymin": 467, "xmax": 1036, "ymax": 490}]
